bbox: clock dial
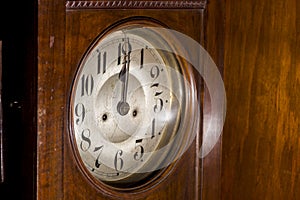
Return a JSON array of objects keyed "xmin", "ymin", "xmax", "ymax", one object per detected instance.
[{"xmin": 69, "ymin": 19, "xmax": 196, "ymax": 189}]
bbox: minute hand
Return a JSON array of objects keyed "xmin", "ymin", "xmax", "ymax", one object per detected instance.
[{"xmin": 117, "ymin": 43, "xmax": 131, "ymax": 116}]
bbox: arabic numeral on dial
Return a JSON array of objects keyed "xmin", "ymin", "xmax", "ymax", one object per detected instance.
[
  {"xmin": 134, "ymin": 139, "xmax": 144, "ymax": 161},
  {"xmin": 150, "ymin": 118, "xmax": 161, "ymax": 139},
  {"xmin": 80, "ymin": 129, "xmax": 91, "ymax": 152},
  {"xmin": 150, "ymin": 83, "xmax": 163, "ymax": 96},
  {"xmin": 75, "ymin": 103, "xmax": 85, "ymax": 125},
  {"xmin": 93, "ymin": 145, "xmax": 104, "ymax": 169},
  {"xmin": 150, "ymin": 83, "xmax": 164, "ymax": 112},
  {"xmin": 81, "ymin": 74, "xmax": 94, "ymax": 96},
  {"xmin": 114, "ymin": 150, "xmax": 124, "ymax": 171},
  {"xmin": 97, "ymin": 50, "xmax": 106, "ymax": 74}
]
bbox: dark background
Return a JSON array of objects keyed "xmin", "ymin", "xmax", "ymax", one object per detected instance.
[{"xmin": 0, "ymin": 1, "xmax": 37, "ymax": 199}]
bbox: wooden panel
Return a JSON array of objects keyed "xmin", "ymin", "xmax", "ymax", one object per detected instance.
[
  {"xmin": 222, "ymin": 0, "xmax": 300, "ymax": 199},
  {"xmin": 37, "ymin": 0, "xmax": 66, "ymax": 199},
  {"xmin": 64, "ymin": 8, "xmax": 203, "ymax": 200},
  {"xmin": 201, "ymin": 0, "xmax": 225, "ymax": 199}
]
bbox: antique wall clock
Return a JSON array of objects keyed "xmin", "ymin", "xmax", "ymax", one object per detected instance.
[
  {"xmin": 68, "ymin": 18, "xmax": 199, "ymax": 190},
  {"xmin": 37, "ymin": 0, "xmax": 224, "ymax": 199}
]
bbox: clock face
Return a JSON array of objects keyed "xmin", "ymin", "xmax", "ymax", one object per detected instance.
[{"xmin": 68, "ymin": 19, "xmax": 197, "ymax": 189}]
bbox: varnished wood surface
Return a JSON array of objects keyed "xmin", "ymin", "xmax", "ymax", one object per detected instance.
[
  {"xmin": 201, "ymin": 0, "xmax": 225, "ymax": 199},
  {"xmin": 222, "ymin": 0, "xmax": 300, "ymax": 199},
  {"xmin": 37, "ymin": 0, "xmax": 66, "ymax": 199}
]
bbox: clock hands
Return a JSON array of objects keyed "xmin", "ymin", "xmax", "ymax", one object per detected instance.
[{"xmin": 117, "ymin": 37, "xmax": 131, "ymax": 116}]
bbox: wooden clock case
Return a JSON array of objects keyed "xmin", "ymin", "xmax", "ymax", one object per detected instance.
[{"xmin": 0, "ymin": 0, "xmax": 224, "ymax": 199}]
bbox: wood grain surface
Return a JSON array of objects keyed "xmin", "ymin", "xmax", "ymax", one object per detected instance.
[
  {"xmin": 222, "ymin": 0, "xmax": 300, "ymax": 199},
  {"xmin": 201, "ymin": 0, "xmax": 225, "ymax": 199}
]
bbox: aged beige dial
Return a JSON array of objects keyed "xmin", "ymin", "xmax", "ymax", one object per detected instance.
[{"xmin": 69, "ymin": 19, "xmax": 197, "ymax": 189}]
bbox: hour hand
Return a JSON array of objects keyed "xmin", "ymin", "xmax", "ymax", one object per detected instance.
[{"xmin": 117, "ymin": 61, "xmax": 130, "ymax": 116}]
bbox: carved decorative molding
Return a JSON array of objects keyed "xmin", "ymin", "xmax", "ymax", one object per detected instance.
[{"xmin": 66, "ymin": 1, "xmax": 207, "ymax": 10}]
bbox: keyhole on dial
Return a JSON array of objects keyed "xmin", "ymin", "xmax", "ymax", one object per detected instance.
[
  {"xmin": 102, "ymin": 113, "xmax": 108, "ymax": 121},
  {"xmin": 132, "ymin": 109, "xmax": 137, "ymax": 117}
]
